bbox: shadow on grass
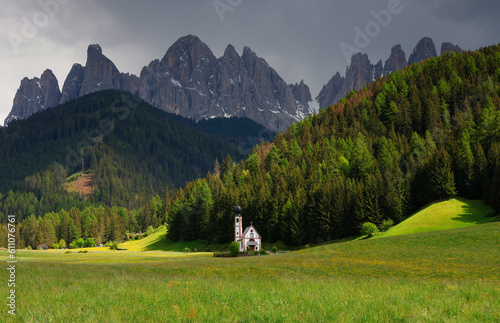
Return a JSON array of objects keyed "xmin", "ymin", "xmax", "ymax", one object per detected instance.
[
  {"xmin": 451, "ymin": 197, "xmax": 495, "ymax": 225},
  {"xmin": 142, "ymin": 236, "xmax": 203, "ymax": 252}
]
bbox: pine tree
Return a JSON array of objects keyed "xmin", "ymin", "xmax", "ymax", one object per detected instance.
[{"xmin": 430, "ymin": 150, "xmax": 457, "ymax": 199}]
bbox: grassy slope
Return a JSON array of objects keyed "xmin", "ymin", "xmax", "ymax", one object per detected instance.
[
  {"xmin": 118, "ymin": 226, "xmax": 203, "ymax": 252},
  {"xmin": 3, "ymin": 223, "xmax": 499, "ymax": 322},
  {"xmin": 377, "ymin": 197, "xmax": 495, "ymax": 238},
  {"xmin": 63, "ymin": 172, "xmax": 95, "ymax": 199}
]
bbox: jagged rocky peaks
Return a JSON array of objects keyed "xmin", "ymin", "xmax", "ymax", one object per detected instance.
[
  {"xmin": 383, "ymin": 44, "xmax": 407, "ymax": 76},
  {"xmin": 5, "ymin": 69, "xmax": 61, "ymax": 125},
  {"xmin": 408, "ymin": 37, "xmax": 437, "ymax": 65},
  {"xmin": 79, "ymin": 44, "xmax": 121, "ymax": 96},
  {"xmin": 290, "ymin": 80, "xmax": 312, "ymax": 104},
  {"xmin": 316, "ymin": 53, "xmax": 381, "ymax": 109},
  {"xmin": 441, "ymin": 42, "xmax": 463, "ymax": 55},
  {"xmin": 6, "ymin": 35, "xmax": 312, "ymax": 132},
  {"xmin": 139, "ymin": 35, "xmax": 313, "ymax": 132},
  {"xmin": 316, "ymin": 37, "xmax": 461, "ymax": 110},
  {"xmin": 6, "ymin": 35, "xmax": 463, "ymax": 129},
  {"xmin": 60, "ymin": 64, "xmax": 84, "ymax": 104}
]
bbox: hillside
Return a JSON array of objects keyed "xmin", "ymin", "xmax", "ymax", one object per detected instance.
[
  {"xmin": 118, "ymin": 226, "xmax": 203, "ymax": 252},
  {"xmin": 164, "ymin": 44, "xmax": 500, "ymax": 245},
  {"xmin": 377, "ymin": 198, "xmax": 495, "ymax": 238},
  {"xmin": 0, "ymin": 90, "xmax": 251, "ymax": 210},
  {"xmin": 63, "ymin": 172, "xmax": 96, "ymax": 199}
]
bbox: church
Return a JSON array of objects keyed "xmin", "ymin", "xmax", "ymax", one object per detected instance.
[{"xmin": 234, "ymin": 206, "xmax": 262, "ymax": 252}]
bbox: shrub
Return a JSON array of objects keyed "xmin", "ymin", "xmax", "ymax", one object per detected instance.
[
  {"xmin": 111, "ymin": 241, "xmax": 119, "ymax": 250},
  {"xmin": 75, "ymin": 238, "xmax": 85, "ymax": 248},
  {"xmin": 65, "ymin": 251, "xmax": 71, "ymax": 254},
  {"xmin": 145, "ymin": 226, "xmax": 154, "ymax": 237},
  {"xmin": 84, "ymin": 238, "xmax": 96, "ymax": 248},
  {"xmin": 271, "ymin": 246, "xmax": 278, "ymax": 254},
  {"xmin": 69, "ymin": 241, "xmax": 77, "ymax": 249},
  {"xmin": 254, "ymin": 251, "xmax": 259, "ymax": 255},
  {"xmin": 360, "ymin": 222, "xmax": 379, "ymax": 237},
  {"xmin": 184, "ymin": 247, "xmax": 191, "ymax": 253},
  {"xmin": 193, "ymin": 248, "xmax": 198, "ymax": 252},
  {"xmin": 26, "ymin": 246, "xmax": 32, "ymax": 251},
  {"xmin": 52, "ymin": 244, "xmax": 60, "ymax": 249},
  {"xmin": 259, "ymin": 249, "xmax": 267, "ymax": 255},
  {"xmin": 380, "ymin": 219, "xmax": 394, "ymax": 232},
  {"xmin": 59, "ymin": 239, "xmax": 66, "ymax": 249},
  {"xmin": 229, "ymin": 241, "xmax": 240, "ymax": 257}
]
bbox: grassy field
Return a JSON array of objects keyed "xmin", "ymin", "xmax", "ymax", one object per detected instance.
[
  {"xmin": 377, "ymin": 198, "xmax": 495, "ymax": 238},
  {"xmin": 1, "ymin": 222, "xmax": 499, "ymax": 322}
]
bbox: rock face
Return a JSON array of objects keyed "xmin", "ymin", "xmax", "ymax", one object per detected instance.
[
  {"xmin": 317, "ymin": 37, "xmax": 461, "ymax": 110},
  {"xmin": 60, "ymin": 64, "xmax": 84, "ymax": 104},
  {"xmin": 408, "ymin": 37, "xmax": 437, "ymax": 65},
  {"xmin": 6, "ymin": 35, "xmax": 312, "ymax": 132},
  {"xmin": 290, "ymin": 80, "xmax": 312, "ymax": 103},
  {"xmin": 59, "ymin": 46, "xmax": 140, "ymax": 105},
  {"xmin": 317, "ymin": 53, "xmax": 381, "ymax": 109},
  {"xmin": 137, "ymin": 35, "xmax": 312, "ymax": 132},
  {"xmin": 383, "ymin": 44, "xmax": 407, "ymax": 76},
  {"xmin": 441, "ymin": 42, "xmax": 462, "ymax": 55},
  {"xmin": 79, "ymin": 44, "xmax": 119, "ymax": 96},
  {"xmin": 5, "ymin": 69, "xmax": 61, "ymax": 124}
]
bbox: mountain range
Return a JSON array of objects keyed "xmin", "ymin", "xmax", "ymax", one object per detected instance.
[
  {"xmin": 316, "ymin": 37, "xmax": 462, "ymax": 109},
  {"xmin": 5, "ymin": 36, "xmax": 461, "ymax": 131},
  {"xmin": 6, "ymin": 35, "xmax": 314, "ymax": 132}
]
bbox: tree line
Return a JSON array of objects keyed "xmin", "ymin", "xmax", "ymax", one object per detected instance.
[{"xmin": 0, "ymin": 196, "xmax": 168, "ymax": 249}]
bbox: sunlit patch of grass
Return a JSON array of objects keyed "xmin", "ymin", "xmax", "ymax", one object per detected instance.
[{"xmin": 378, "ymin": 198, "xmax": 495, "ymax": 238}]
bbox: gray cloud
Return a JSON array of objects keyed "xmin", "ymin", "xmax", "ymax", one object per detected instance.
[{"xmin": 1, "ymin": 0, "xmax": 499, "ymax": 125}]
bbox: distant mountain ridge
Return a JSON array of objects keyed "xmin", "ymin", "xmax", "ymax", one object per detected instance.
[
  {"xmin": 5, "ymin": 35, "xmax": 314, "ymax": 132},
  {"xmin": 5, "ymin": 36, "xmax": 463, "ymax": 129},
  {"xmin": 317, "ymin": 37, "xmax": 462, "ymax": 109}
]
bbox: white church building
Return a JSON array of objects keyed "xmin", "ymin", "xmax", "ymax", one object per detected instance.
[{"xmin": 234, "ymin": 206, "xmax": 262, "ymax": 252}]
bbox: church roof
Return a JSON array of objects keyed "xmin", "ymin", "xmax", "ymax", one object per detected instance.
[{"xmin": 242, "ymin": 225, "xmax": 259, "ymax": 238}]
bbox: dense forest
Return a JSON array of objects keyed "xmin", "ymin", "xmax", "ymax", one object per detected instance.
[
  {"xmin": 165, "ymin": 45, "xmax": 500, "ymax": 245},
  {"xmin": 0, "ymin": 90, "xmax": 255, "ymax": 213}
]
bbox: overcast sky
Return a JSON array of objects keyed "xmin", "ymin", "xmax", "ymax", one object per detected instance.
[{"xmin": 1, "ymin": 0, "xmax": 499, "ymax": 125}]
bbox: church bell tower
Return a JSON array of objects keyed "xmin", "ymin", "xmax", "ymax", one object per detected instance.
[{"xmin": 234, "ymin": 205, "xmax": 243, "ymax": 244}]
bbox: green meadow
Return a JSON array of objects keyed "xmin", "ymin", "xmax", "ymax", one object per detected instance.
[
  {"xmin": 378, "ymin": 198, "xmax": 496, "ymax": 238},
  {"xmin": 1, "ymin": 221, "xmax": 500, "ymax": 322}
]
